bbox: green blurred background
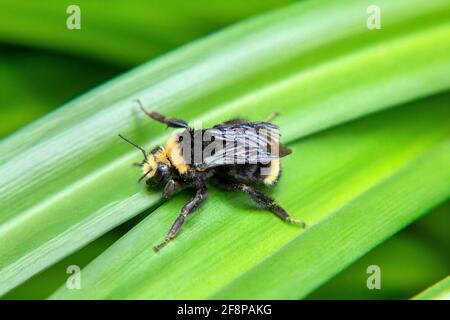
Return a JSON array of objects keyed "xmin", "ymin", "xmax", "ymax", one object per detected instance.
[{"xmin": 0, "ymin": 0, "xmax": 448, "ymax": 299}]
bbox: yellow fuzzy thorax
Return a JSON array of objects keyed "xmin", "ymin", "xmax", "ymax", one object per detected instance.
[
  {"xmin": 165, "ymin": 134, "xmax": 189, "ymax": 174},
  {"xmin": 141, "ymin": 134, "xmax": 189, "ymax": 178}
]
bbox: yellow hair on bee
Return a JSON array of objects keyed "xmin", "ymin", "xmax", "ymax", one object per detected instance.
[
  {"xmin": 153, "ymin": 148, "xmax": 171, "ymax": 166},
  {"xmin": 165, "ymin": 134, "xmax": 189, "ymax": 174},
  {"xmin": 263, "ymin": 159, "xmax": 280, "ymax": 186},
  {"xmin": 142, "ymin": 156, "xmax": 157, "ymax": 178},
  {"xmin": 142, "ymin": 147, "xmax": 171, "ymax": 179}
]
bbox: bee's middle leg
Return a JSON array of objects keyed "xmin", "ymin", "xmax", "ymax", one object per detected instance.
[{"xmin": 154, "ymin": 186, "xmax": 208, "ymax": 252}]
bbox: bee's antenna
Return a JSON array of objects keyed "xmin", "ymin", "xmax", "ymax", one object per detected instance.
[
  {"xmin": 138, "ymin": 170, "xmax": 151, "ymax": 183},
  {"xmin": 118, "ymin": 134, "xmax": 148, "ymax": 160},
  {"xmin": 134, "ymin": 99, "xmax": 148, "ymax": 114}
]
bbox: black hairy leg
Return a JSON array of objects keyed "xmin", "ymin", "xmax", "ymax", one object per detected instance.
[
  {"xmin": 213, "ymin": 177, "xmax": 305, "ymax": 227},
  {"xmin": 135, "ymin": 99, "xmax": 189, "ymax": 128},
  {"xmin": 154, "ymin": 186, "xmax": 208, "ymax": 252},
  {"xmin": 163, "ymin": 179, "xmax": 186, "ymax": 199}
]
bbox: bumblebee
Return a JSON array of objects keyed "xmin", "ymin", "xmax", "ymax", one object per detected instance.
[{"xmin": 119, "ymin": 100, "xmax": 305, "ymax": 252}]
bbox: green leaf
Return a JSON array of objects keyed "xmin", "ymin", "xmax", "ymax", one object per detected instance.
[
  {"xmin": 2, "ymin": 230, "xmax": 121, "ymax": 300},
  {"xmin": 412, "ymin": 276, "xmax": 450, "ymax": 300},
  {"xmin": 308, "ymin": 203, "xmax": 450, "ymax": 299},
  {"xmin": 0, "ymin": 0, "xmax": 293, "ymax": 66},
  {"xmin": 1, "ymin": 0, "xmax": 449, "ymax": 296},
  {"xmin": 50, "ymin": 94, "xmax": 450, "ymax": 299},
  {"xmin": 213, "ymin": 141, "xmax": 450, "ymax": 299}
]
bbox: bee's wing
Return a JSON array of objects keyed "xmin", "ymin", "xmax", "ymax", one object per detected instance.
[{"xmin": 200, "ymin": 122, "xmax": 290, "ymax": 169}]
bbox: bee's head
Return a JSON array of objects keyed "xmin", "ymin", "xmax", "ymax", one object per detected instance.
[
  {"xmin": 142, "ymin": 146, "xmax": 171, "ymax": 187},
  {"xmin": 119, "ymin": 134, "xmax": 171, "ymax": 188}
]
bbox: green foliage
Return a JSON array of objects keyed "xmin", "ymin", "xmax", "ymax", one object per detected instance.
[
  {"xmin": 0, "ymin": 0, "xmax": 290, "ymax": 136},
  {"xmin": 309, "ymin": 203, "xmax": 450, "ymax": 299},
  {"xmin": 0, "ymin": 0, "xmax": 449, "ymax": 299},
  {"xmin": 0, "ymin": 0, "xmax": 293, "ymax": 66},
  {"xmin": 412, "ymin": 276, "xmax": 450, "ymax": 300}
]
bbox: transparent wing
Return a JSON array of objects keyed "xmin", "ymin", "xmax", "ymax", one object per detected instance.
[{"xmin": 199, "ymin": 122, "xmax": 291, "ymax": 169}]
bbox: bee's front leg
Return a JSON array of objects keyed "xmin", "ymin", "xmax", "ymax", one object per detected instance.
[
  {"xmin": 163, "ymin": 179, "xmax": 184, "ymax": 199},
  {"xmin": 154, "ymin": 186, "xmax": 208, "ymax": 252}
]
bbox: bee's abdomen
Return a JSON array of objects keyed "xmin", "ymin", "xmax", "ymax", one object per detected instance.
[{"xmin": 217, "ymin": 161, "xmax": 281, "ymax": 187}]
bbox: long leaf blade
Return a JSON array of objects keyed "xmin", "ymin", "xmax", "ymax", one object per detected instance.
[
  {"xmin": 213, "ymin": 139, "xmax": 450, "ymax": 299},
  {"xmin": 412, "ymin": 276, "xmax": 450, "ymax": 300}
]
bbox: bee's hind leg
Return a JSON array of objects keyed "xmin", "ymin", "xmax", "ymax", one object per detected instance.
[
  {"xmin": 153, "ymin": 186, "xmax": 208, "ymax": 252},
  {"xmin": 213, "ymin": 177, "xmax": 305, "ymax": 228},
  {"xmin": 135, "ymin": 99, "xmax": 189, "ymax": 128}
]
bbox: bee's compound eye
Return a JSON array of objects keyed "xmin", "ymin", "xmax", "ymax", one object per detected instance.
[
  {"xmin": 159, "ymin": 163, "xmax": 169, "ymax": 175},
  {"xmin": 146, "ymin": 163, "xmax": 170, "ymax": 188}
]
